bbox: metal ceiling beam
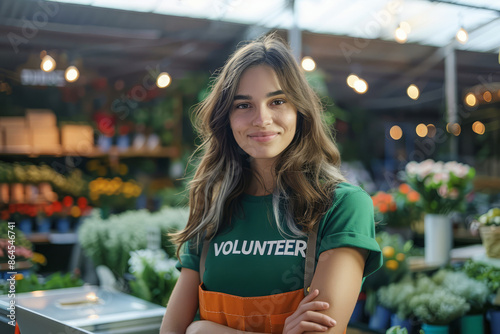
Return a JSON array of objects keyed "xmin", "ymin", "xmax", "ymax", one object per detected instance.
[{"xmin": 427, "ymin": 0, "xmax": 500, "ymax": 14}]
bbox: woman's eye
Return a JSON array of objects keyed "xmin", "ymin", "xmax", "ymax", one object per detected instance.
[
  {"xmin": 272, "ymin": 99, "xmax": 286, "ymax": 106},
  {"xmin": 235, "ymin": 103, "xmax": 250, "ymax": 109}
]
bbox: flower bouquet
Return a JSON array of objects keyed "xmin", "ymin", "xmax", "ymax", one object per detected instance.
[
  {"xmin": 404, "ymin": 160, "xmax": 475, "ymax": 214},
  {"xmin": 372, "ymin": 183, "xmax": 422, "ymax": 231},
  {"xmin": 128, "ymin": 248, "xmax": 179, "ymax": 306},
  {"xmin": 405, "ymin": 160, "xmax": 475, "ymax": 265}
]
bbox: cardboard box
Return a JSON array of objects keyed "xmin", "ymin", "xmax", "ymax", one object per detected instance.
[
  {"xmin": 26, "ymin": 109, "xmax": 57, "ymax": 128},
  {"xmin": 0, "ymin": 116, "xmax": 27, "ymax": 128},
  {"xmin": 61, "ymin": 124, "xmax": 94, "ymax": 153},
  {"xmin": 3, "ymin": 125, "xmax": 31, "ymax": 153},
  {"xmin": 31, "ymin": 126, "xmax": 61, "ymax": 153}
]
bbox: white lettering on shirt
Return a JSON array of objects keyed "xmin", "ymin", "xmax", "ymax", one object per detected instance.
[
  {"xmin": 222, "ymin": 241, "xmax": 233, "ymax": 255},
  {"xmin": 275, "ymin": 240, "xmax": 286, "ymax": 255},
  {"xmin": 213, "ymin": 239, "xmax": 307, "ymax": 258},
  {"xmin": 241, "ymin": 240, "xmax": 254, "ymax": 255},
  {"xmin": 295, "ymin": 240, "xmax": 307, "ymax": 258},
  {"xmin": 267, "ymin": 241, "xmax": 278, "ymax": 255},
  {"xmin": 233, "ymin": 240, "xmax": 241, "ymax": 254}
]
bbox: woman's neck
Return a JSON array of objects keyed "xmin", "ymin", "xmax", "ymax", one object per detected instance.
[{"xmin": 246, "ymin": 158, "xmax": 276, "ymax": 196}]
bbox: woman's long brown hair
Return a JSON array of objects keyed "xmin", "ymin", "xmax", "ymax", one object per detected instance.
[{"xmin": 171, "ymin": 33, "xmax": 346, "ymax": 258}]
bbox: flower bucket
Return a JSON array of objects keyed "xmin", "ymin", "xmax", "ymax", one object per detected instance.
[
  {"xmin": 424, "ymin": 214, "xmax": 452, "ymax": 266},
  {"xmin": 479, "ymin": 226, "xmax": 500, "ymax": 258},
  {"xmin": 368, "ymin": 305, "xmax": 391, "ymax": 331},
  {"xmin": 488, "ymin": 310, "xmax": 500, "ymax": 334},
  {"xmin": 390, "ymin": 313, "xmax": 412, "ymax": 331},
  {"xmin": 19, "ymin": 218, "xmax": 32, "ymax": 235},
  {"xmin": 460, "ymin": 314, "xmax": 483, "ymax": 334},
  {"xmin": 422, "ymin": 323, "xmax": 449, "ymax": 334},
  {"xmin": 56, "ymin": 217, "xmax": 70, "ymax": 233},
  {"xmin": 36, "ymin": 217, "xmax": 51, "ymax": 233}
]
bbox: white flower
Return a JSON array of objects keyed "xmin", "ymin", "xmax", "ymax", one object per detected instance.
[{"xmin": 438, "ymin": 185, "xmax": 448, "ymax": 198}]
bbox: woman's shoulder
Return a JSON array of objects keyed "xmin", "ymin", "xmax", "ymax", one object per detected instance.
[{"xmin": 332, "ymin": 182, "xmax": 371, "ymax": 205}]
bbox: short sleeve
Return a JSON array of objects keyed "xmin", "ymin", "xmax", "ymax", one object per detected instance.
[
  {"xmin": 175, "ymin": 239, "xmax": 203, "ymax": 273},
  {"xmin": 318, "ymin": 187, "xmax": 382, "ymax": 278}
]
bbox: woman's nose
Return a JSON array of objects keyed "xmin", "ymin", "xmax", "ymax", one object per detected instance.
[{"xmin": 252, "ymin": 105, "xmax": 273, "ymax": 127}]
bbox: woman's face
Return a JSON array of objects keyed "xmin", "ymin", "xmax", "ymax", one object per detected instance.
[{"xmin": 229, "ymin": 65, "xmax": 297, "ymax": 166}]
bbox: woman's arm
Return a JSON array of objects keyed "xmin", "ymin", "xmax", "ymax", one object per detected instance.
[
  {"xmin": 304, "ymin": 247, "xmax": 368, "ymax": 334},
  {"xmin": 160, "ymin": 268, "xmax": 200, "ymax": 334}
]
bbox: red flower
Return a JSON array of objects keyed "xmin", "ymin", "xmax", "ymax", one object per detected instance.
[
  {"xmin": 77, "ymin": 197, "xmax": 88, "ymax": 209},
  {"xmin": 62, "ymin": 196, "xmax": 74, "ymax": 207},
  {"xmin": 52, "ymin": 201, "xmax": 63, "ymax": 213}
]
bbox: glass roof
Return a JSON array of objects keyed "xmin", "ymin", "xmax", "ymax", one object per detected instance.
[{"xmin": 47, "ymin": 0, "xmax": 500, "ymax": 53}]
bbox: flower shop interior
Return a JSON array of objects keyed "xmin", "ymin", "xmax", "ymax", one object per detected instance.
[{"xmin": 1, "ymin": 0, "xmax": 500, "ymax": 333}]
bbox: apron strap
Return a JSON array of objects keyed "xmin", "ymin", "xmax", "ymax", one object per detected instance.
[
  {"xmin": 198, "ymin": 223, "xmax": 319, "ymax": 295},
  {"xmin": 304, "ymin": 223, "xmax": 319, "ymax": 296},
  {"xmin": 199, "ymin": 239, "xmax": 209, "ymax": 283}
]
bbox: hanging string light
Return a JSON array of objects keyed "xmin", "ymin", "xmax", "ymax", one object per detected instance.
[
  {"xmin": 156, "ymin": 72, "xmax": 171, "ymax": 88},
  {"xmin": 464, "ymin": 93, "xmax": 477, "ymax": 107},
  {"xmin": 395, "ymin": 23, "xmax": 408, "ymax": 44},
  {"xmin": 390, "ymin": 125, "xmax": 403, "ymax": 140},
  {"xmin": 353, "ymin": 78, "xmax": 368, "ymax": 94},
  {"xmin": 65, "ymin": 66, "xmax": 79, "ymax": 82},
  {"xmin": 301, "ymin": 56, "xmax": 316, "ymax": 71},
  {"xmin": 456, "ymin": 27, "xmax": 468, "ymax": 44},
  {"xmin": 407, "ymin": 84, "xmax": 420, "ymax": 100},
  {"xmin": 40, "ymin": 53, "xmax": 56, "ymax": 72},
  {"xmin": 346, "ymin": 74, "xmax": 359, "ymax": 88}
]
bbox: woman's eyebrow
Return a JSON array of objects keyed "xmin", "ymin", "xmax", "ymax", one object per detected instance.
[{"xmin": 233, "ymin": 90, "xmax": 284, "ymax": 101}]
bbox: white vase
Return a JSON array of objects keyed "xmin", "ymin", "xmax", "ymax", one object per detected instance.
[{"xmin": 424, "ymin": 213, "xmax": 452, "ymax": 266}]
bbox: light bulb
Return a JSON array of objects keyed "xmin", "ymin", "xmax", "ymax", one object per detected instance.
[
  {"xmin": 465, "ymin": 93, "xmax": 476, "ymax": 107},
  {"xmin": 41, "ymin": 55, "xmax": 56, "ymax": 72},
  {"xmin": 390, "ymin": 125, "xmax": 403, "ymax": 140},
  {"xmin": 301, "ymin": 57, "xmax": 316, "ymax": 71},
  {"xmin": 65, "ymin": 66, "xmax": 79, "ymax": 82},
  {"xmin": 456, "ymin": 28, "xmax": 468, "ymax": 44},
  {"xmin": 395, "ymin": 27, "xmax": 407, "ymax": 43},
  {"xmin": 416, "ymin": 124, "xmax": 427, "ymax": 137},
  {"xmin": 346, "ymin": 74, "xmax": 359, "ymax": 88},
  {"xmin": 353, "ymin": 78, "xmax": 368, "ymax": 94},
  {"xmin": 157, "ymin": 72, "xmax": 171, "ymax": 88},
  {"xmin": 407, "ymin": 84, "xmax": 419, "ymax": 100}
]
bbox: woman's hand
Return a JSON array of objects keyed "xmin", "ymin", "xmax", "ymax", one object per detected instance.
[{"xmin": 282, "ymin": 289, "xmax": 337, "ymax": 334}]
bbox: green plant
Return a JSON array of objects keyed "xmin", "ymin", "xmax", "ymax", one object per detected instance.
[
  {"xmin": 0, "ymin": 271, "xmax": 83, "ymax": 294},
  {"xmin": 78, "ymin": 207, "xmax": 188, "ymax": 280},
  {"xmin": 0, "ymin": 222, "xmax": 33, "ymax": 263},
  {"xmin": 409, "ymin": 286, "xmax": 469, "ymax": 326},
  {"xmin": 432, "ymin": 269, "xmax": 490, "ymax": 314},
  {"xmin": 405, "ymin": 160, "xmax": 475, "ymax": 214},
  {"xmin": 461, "ymin": 260, "xmax": 500, "ymax": 305},
  {"xmin": 128, "ymin": 249, "xmax": 178, "ymax": 306},
  {"xmin": 377, "ymin": 279, "xmax": 417, "ymax": 320}
]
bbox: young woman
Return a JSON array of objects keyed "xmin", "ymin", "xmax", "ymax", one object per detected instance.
[{"xmin": 160, "ymin": 34, "xmax": 382, "ymax": 334}]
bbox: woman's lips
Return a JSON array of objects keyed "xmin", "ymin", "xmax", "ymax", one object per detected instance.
[{"xmin": 248, "ymin": 132, "xmax": 278, "ymax": 142}]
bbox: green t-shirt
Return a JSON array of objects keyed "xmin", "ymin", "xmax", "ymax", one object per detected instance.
[{"xmin": 176, "ymin": 182, "xmax": 382, "ymax": 298}]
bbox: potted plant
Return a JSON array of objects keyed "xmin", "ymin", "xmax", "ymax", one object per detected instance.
[
  {"xmin": 405, "ymin": 160, "xmax": 475, "ymax": 266},
  {"xmin": 378, "ymin": 279, "xmax": 417, "ymax": 331},
  {"xmin": 462, "ymin": 260, "xmax": 500, "ymax": 334},
  {"xmin": 409, "ymin": 282, "xmax": 470, "ymax": 334},
  {"xmin": 474, "ymin": 208, "xmax": 500, "ymax": 258},
  {"xmin": 432, "ymin": 269, "xmax": 490, "ymax": 334}
]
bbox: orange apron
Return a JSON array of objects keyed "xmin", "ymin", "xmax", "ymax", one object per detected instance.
[{"xmin": 198, "ymin": 224, "xmax": 345, "ymax": 333}]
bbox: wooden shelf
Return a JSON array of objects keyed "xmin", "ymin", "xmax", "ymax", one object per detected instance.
[
  {"xmin": 0, "ymin": 146, "xmax": 180, "ymax": 158},
  {"xmin": 26, "ymin": 232, "xmax": 78, "ymax": 244}
]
